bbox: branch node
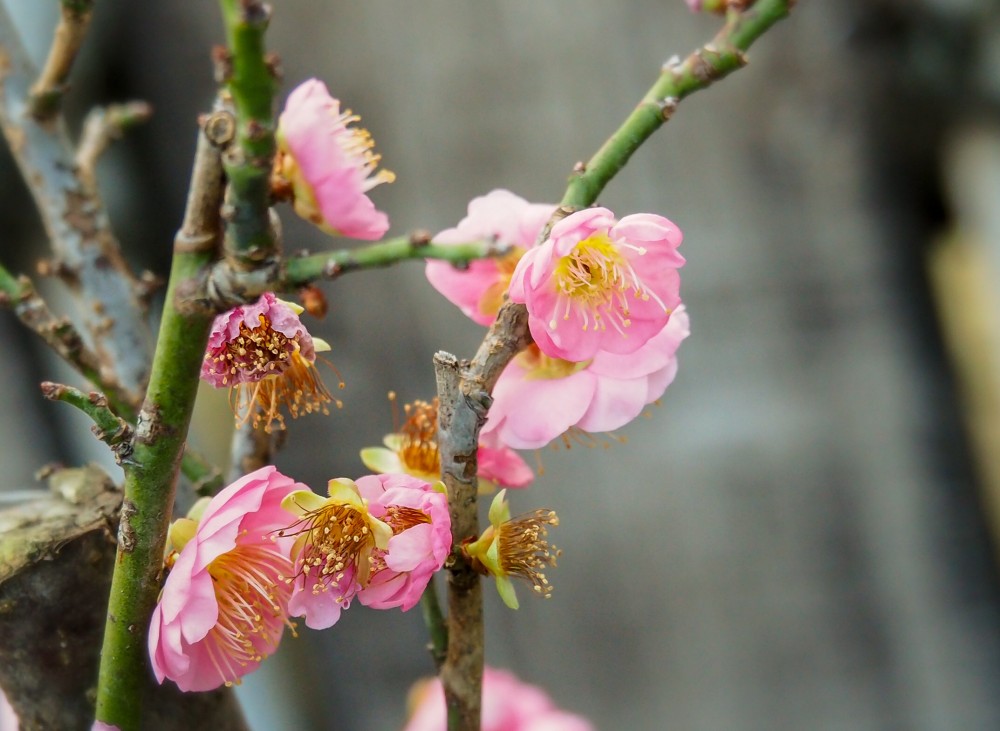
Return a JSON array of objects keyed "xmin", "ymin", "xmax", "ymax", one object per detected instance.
[
  {"xmin": 201, "ymin": 110, "xmax": 237, "ymax": 149},
  {"xmin": 410, "ymin": 229, "xmax": 432, "ymax": 247}
]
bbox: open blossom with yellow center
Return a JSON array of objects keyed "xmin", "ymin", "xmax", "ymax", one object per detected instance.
[
  {"xmin": 509, "ymin": 206, "xmax": 684, "ymax": 362},
  {"xmin": 361, "ymin": 395, "xmax": 534, "ymax": 490},
  {"xmin": 148, "ymin": 467, "xmax": 303, "ymax": 691},
  {"xmin": 276, "ymin": 78, "xmax": 394, "ymax": 240},
  {"xmin": 201, "ymin": 293, "xmax": 340, "ymax": 433},
  {"xmin": 463, "ymin": 489, "xmax": 561, "ymax": 610},
  {"xmin": 278, "ymin": 478, "xmax": 393, "ymax": 629}
]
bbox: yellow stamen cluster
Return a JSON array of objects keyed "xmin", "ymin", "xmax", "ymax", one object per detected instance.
[
  {"xmin": 384, "ymin": 505, "xmax": 431, "ymax": 535},
  {"xmin": 231, "ymin": 350, "xmax": 338, "ymax": 433},
  {"xmin": 334, "ymin": 108, "xmax": 396, "ymax": 192},
  {"xmin": 552, "ymin": 233, "xmax": 663, "ymax": 335},
  {"xmin": 397, "ymin": 398, "xmax": 441, "ymax": 475},
  {"xmin": 280, "ymin": 502, "xmax": 376, "ymax": 599},
  {"xmin": 204, "ymin": 542, "xmax": 293, "ymax": 684},
  {"xmin": 205, "ymin": 315, "xmax": 293, "ymax": 387},
  {"xmin": 497, "ymin": 509, "xmax": 561, "ymax": 598}
]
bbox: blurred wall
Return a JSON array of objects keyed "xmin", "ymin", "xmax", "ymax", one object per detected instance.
[{"xmin": 5, "ymin": 1, "xmax": 1000, "ymax": 730}]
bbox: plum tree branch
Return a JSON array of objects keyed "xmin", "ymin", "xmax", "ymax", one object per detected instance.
[{"xmin": 433, "ymin": 2, "xmax": 794, "ymax": 728}]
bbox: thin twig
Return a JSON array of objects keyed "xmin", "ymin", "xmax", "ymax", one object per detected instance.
[
  {"xmin": 28, "ymin": 0, "xmax": 95, "ymax": 120},
  {"xmin": 0, "ymin": 264, "xmax": 132, "ymax": 413},
  {"xmin": 40, "ymin": 381, "xmax": 134, "ymax": 464},
  {"xmin": 420, "ymin": 580, "xmax": 449, "ymax": 671},
  {"xmin": 280, "ymin": 233, "xmax": 508, "ymax": 288},
  {"xmin": 0, "ymin": 5, "xmax": 152, "ymax": 397},
  {"xmin": 433, "ymin": 2, "xmax": 794, "ymax": 728},
  {"xmin": 0, "ymin": 261, "xmax": 224, "ymax": 493},
  {"xmin": 76, "ymin": 101, "xmax": 154, "ymax": 190}
]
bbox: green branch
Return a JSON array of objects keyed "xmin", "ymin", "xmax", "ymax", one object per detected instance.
[
  {"xmin": 561, "ymin": 0, "xmax": 793, "ymax": 208},
  {"xmin": 420, "ymin": 580, "xmax": 449, "ymax": 670},
  {"xmin": 218, "ymin": 0, "xmax": 278, "ymax": 264},
  {"xmin": 94, "ymin": 126, "xmax": 224, "ymax": 731},
  {"xmin": 281, "ymin": 234, "xmax": 505, "ymax": 287},
  {"xmin": 94, "ymin": 255, "xmax": 214, "ymax": 731}
]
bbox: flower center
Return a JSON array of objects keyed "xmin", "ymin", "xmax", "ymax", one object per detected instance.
[
  {"xmin": 499, "ymin": 509, "xmax": 561, "ymax": 598},
  {"xmin": 333, "ymin": 108, "xmax": 396, "ymax": 192},
  {"xmin": 398, "ymin": 399, "xmax": 441, "ymax": 475},
  {"xmin": 205, "ymin": 315, "xmax": 294, "ymax": 386},
  {"xmin": 516, "ymin": 344, "xmax": 590, "ymax": 381},
  {"xmin": 231, "ymin": 349, "xmax": 338, "ymax": 433},
  {"xmin": 204, "ymin": 541, "xmax": 293, "ymax": 684},
  {"xmin": 551, "ymin": 232, "xmax": 662, "ymax": 335},
  {"xmin": 478, "ymin": 248, "xmax": 525, "ymax": 319},
  {"xmin": 384, "ymin": 505, "xmax": 432, "ymax": 534},
  {"xmin": 281, "ymin": 502, "xmax": 376, "ymax": 599}
]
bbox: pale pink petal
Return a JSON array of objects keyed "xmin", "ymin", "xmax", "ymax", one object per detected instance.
[
  {"xmin": 288, "ymin": 582, "xmax": 348, "ymax": 630},
  {"xmin": 384, "ymin": 523, "xmax": 435, "ymax": 572},
  {"xmin": 485, "ymin": 368, "xmax": 595, "ymax": 450},
  {"xmin": 574, "ymin": 375, "xmax": 649, "ymax": 433},
  {"xmin": 478, "ymin": 445, "xmax": 534, "ymax": 489}
]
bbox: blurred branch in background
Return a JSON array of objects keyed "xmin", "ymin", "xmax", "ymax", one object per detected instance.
[{"xmin": 0, "ymin": 2, "xmax": 152, "ymax": 398}]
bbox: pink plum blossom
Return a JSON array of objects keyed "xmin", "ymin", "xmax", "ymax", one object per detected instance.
[
  {"xmin": 201, "ymin": 293, "xmax": 335, "ymax": 432},
  {"xmin": 279, "ymin": 478, "xmax": 393, "ymax": 629},
  {"xmin": 148, "ymin": 466, "xmax": 304, "ymax": 692},
  {"xmin": 482, "ymin": 305, "xmax": 690, "ymax": 450},
  {"xmin": 360, "ymin": 397, "xmax": 533, "ymax": 490},
  {"xmin": 427, "ymin": 190, "xmax": 556, "ymax": 325},
  {"xmin": 509, "ymin": 207, "xmax": 684, "ymax": 362},
  {"xmin": 277, "ymin": 78, "xmax": 394, "ymax": 240},
  {"xmin": 404, "ymin": 666, "xmax": 593, "ymax": 731},
  {"xmin": 201, "ymin": 293, "xmax": 317, "ymax": 388},
  {"xmin": 353, "ymin": 473, "xmax": 452, "ymax": 611}
]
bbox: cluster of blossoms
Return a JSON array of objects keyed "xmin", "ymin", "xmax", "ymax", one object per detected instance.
[
  {"xmin": 159, "ymin": 80, "xmax": 666, "ymax": 728},
  {"xmin": 149, "ymin": 467, "xmax": 565, "ymax": 693},
  {"xmin": 428, "ymin": 189, "xmax": 689, "ymax": 450},
  {"xmin": 149, "ymin": 466, "xmax": 451, "ymax": 690}
]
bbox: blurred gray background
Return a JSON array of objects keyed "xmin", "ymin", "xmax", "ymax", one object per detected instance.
[{"xmin": 5, "ymin": 1, "xmax": 1000, "ymax": 729}]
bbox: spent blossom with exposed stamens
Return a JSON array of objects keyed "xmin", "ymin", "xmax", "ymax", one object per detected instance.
[
  {"xmin": 509, "ymin": 206, "xmax": 684, "ymax": 362},
  {"xmin": 148, "ymin": 466, "xmax": 304, "ymax": 691},
  {"xmin": 427, "ymin": 189, "xmax": 556, "ymax": 325},
  {"xmin": 279, "ymin": 478, "xmax": 393, "ymax": 629},
  {"xmin": 464, "ymin": 490, "xmax": 560, "ymax": 610},
  {"xmin": 276, "ymin": 78, "xmax": 394, "ymax": 240},
  {"xmin": 482, "ymin": 305, "xmax": 690, "ymax": 450},
  {"xmin": 353, "ymin": 473, "xmax": 452, "ymax": 611},
  {"xmin": 360, "ymin": 395, "xmax": 533, "ymax": 491},
  {"xmin": 404, "ymin": 666, "xmax": 594, "ymax": 731},
  {"xmin": 201, "ymin": 293, "xmax": 338, "ymax": 433}
]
